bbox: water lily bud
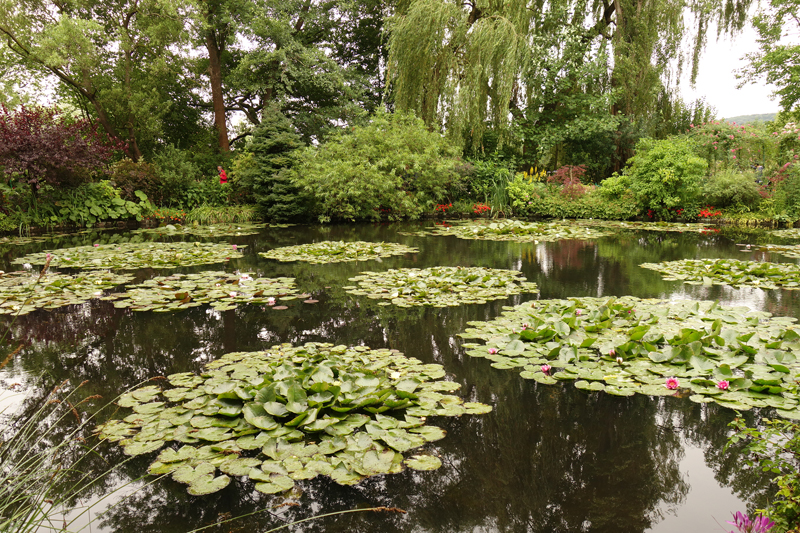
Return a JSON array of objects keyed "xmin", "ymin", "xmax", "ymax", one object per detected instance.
[
  {"xmin": 541, "ymin": 364, "xmax": 551, "ymax": 374},
  {"xmin": 522, "ymin": 323, "xmax": 529, "ymax": 329},
  {"xmin": 609, "ymin": 349, "xmax": 616, "ymax": 357},
  {"xmin": 616, "ymin": 357, "xmax": 623, "ymax": 364},
  {"xmin": 487, "ymin": 347, "xmax": 498, "ymax": 354}
]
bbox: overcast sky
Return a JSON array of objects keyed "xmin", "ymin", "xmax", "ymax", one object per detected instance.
[{"xmin": 679, "ymin": 23, "xmax": 780, "ymax": 119}]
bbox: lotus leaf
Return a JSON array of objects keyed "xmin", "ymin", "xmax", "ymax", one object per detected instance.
[
  {"xmin": 640, "ymin": 258, "xmax": 800, "ymax": 290},
  {"xmin": 0, "ymin": 270, "xmax": 133, "ymax": 315},
  {"xmin": 131, "ymin": 223, "xmax": 269, "ymax": 238},
  {"xmin": 400, "ymin": 219, "xmax": 613, "ymax": 242},
  {"xmin": 96, "ymin": 342, "xmax": 491, "ymax": 495},
  {"xmin": 102, "ymin": 272, "xmax": 297, "ymax": 311},
  {"xmin": 346, "ymin": 266, "xmax": 538, "ymax": 307},
  {"xmin": 458, "ymin": 296, "xmax": 800, "ymax": 416},
  {"xmin": 259, "ymin": 240, "xmax": 418, "ymax": 264},
  {"xmin": 13, "ymin": 242, "xmax": 245, "ymax": 270}
]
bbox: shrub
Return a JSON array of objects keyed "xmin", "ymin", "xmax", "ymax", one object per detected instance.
[
  {"xmin": 548, "ymin": 165, "xmax": 588, "ymax": 199},
  {"xmin": 151, "ymin": 145, "xmax": 201, "ymax": 207},
  {"xmin": 108, "ymin": 159, "xmax": 162, "ymax": 204},
  {"xmin": 769, "ymin": 163, "xmax": 800, "ymax": 221},
  {"xmin": 464, "ymin": 159, "xmax": 514, "ymax": 201},
  {"xmin": 507, "ymin": 175, "xmax": 638, "ymax": 220},
  {"xmin": 235, "ymin": 107, "xmax": 307, "ymax": 221},
  {"xmin": 702, "ymin": 169, "xmax": 763, "ymax": 210},
  {"xmin": 291, "ymin": 110, "xmax": 463, "ymax": 222},
  {"xmin": 625, "ymin": 137, "xmax": 707, "ymax": 220},
  {"xmin": 0, "ymin": 105, "xmax": 118, "ymax": 194}
]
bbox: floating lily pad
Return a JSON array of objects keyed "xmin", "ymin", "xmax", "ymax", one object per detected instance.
[
  {"xmin": 458, "ymin": 296, "xmax": 800, "ymax": 415},
  {"xmin": 102, "ymin": 272, "xmax": 297, "ymax": 311},
  {"xmin": 13, "ymin": 242, "xmax": 245, "ymax": 270},
  {"xmin": 0, "ymin": 270, "xmax": 133, "ymax": 315},
  {"xmin": 96, "ymin": 342, "xmax": 491, "ymax": 495},
  {"xmin": 400, "ymin": 220, "xmax": 612, "ymax": 243},
  {"xmin": 640, "ymin": 258, "xmax": 800, "ymax": 290},
  {"xmin": 131, "ymin": 223, "xmax": 270, "ymax": 238},
  {"xmin": 575, "ymin": 220, "xmax": 717, "ymax": 233},
  {"xmin": 741, "ymin": 243, "xmax": 800, "ymax": 259},
  {"xmin": 346, "ymin": 266, "xmax": 538, "ymax": 308},
  {"xmin": 768, "ymin": 228, "xmax": 800, "ymax": 239},
  {"xmin": 259, "ymin": 241, "xmax": 418, "ymax": 264}
]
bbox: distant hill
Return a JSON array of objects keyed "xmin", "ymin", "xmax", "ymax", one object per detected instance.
[{"xmin": 722, "ymin": 113, "xmax": 777, "ymax": 124}]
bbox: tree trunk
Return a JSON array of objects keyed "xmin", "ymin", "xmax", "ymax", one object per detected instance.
[{"xmin": 206, "ymin": 31, "xmax": 230, "ymax": 152}]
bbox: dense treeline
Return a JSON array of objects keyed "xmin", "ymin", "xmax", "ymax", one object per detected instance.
[{"xmin": 0, "ymin": 0, "xmax": 799, "ymax": 230}]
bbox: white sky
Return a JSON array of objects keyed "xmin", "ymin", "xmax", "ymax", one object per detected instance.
[{"xmin": 679, "ymin": 23, "xmax": 780, "ymax": 119}]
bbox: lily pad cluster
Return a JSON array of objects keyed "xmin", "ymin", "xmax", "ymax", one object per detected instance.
[
  {"xmin": 132, "ymin": 223, "xmax": 270, "ymax": 238},
  {"xmin": 96, "ymin": 342, "xmax": 491, "ymax": 495},
  {"xmin": 102, "ymin": 272, "xmax": 298, "ymax": 312},
  {"xmin": 640, "ymin": 259, "xmax": 800, "ymax": 290},
  {"xmin": 260, "ymin": 241, "xmax": 418, "ymax": 264},
  {"xmin": 459, "ymin": 297, "xmax": 800, "ymax": 416},
  {"xmin": 575, "ymin": 220, "xmax": 716, "ymax": 233},
  {"xmin": 344, "ymin": 266, "xmax": 539, "ymax": 307},
  {"xmin": 769, "ymin": 228, "xmax": 800, "ymax": 239},
  {"xmin": 0, "ymin": 270, "xmax": 133, "ymax": 315},
  {"xmin": 740, "ymin": 243, "xmax": 800, "ymax": 259},
  {"xmin": 402, "ymin": 220, "xmax": 613, "ymax": 243},
  {"xmin": 12, "ymin": 242, "xmax": 245, "ymax": 270}
]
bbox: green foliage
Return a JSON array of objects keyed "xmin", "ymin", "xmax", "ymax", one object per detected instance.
[
  {"xmin": 236, "ymin": 107, "xmax": 307, "ymax": 221},
  {"xmin": 769, "ymin": 163, "xmax": 800, "ymax": 222},
  {"xmin": 702, "ymin": 168, "xmax": 763, "ymax": 210},
  {"xmin": 686, "ymin": 120, "xmax": 776, "ymax": 173},
  {"xmin": 291, "ymin": 111, "xmax": 462, "ymax": 222},
  {"xmin": 185, "ymin": 205, "xmax": 259, "ymax": 225},
  {"xmin": 507, "ymin": 175, "xmax": 640, "ymax": 220},
  {"xmin": 727, "ymin": 417, "xmax": 800, "ymax": 532},
  {"xmin": 181, "ymin": 177, "xmax": 234, "ymax": 210},
  {"xmin": 464, "ymin": 159, "xmax": 514, "ymax": 202},
  {"xmin": 625, "ymin": 137, "xmax": 708, "ymax": 220},
  {"xmin": 151, "ymin": 146, "xmax": 202, "ymax": 207}
]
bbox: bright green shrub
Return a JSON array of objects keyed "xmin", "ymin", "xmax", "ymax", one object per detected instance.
[
  {"xmin": 291, "ymin": 110, "xmax": 462, "ymax": 222},
  {"xmin": 702, "ymin": 169, "xmax": 763, "ymax": 210},
  {"xmin": 465, "ymin": 159, "xmax": 514, "ymax": 201},
  {"xmin": 769, "ymin": 163, "xmax": 800, "ymax": 222},
  {"xmin": 507, "ymin": 175, "xmax": 638, "ymax": 219},
  {"xmin": 235, "ymin": 107, "xmax": 307, "ymax": 222},
  {"xmin": 625, "ymin": 137, "xmax": 707, "ymax": 220}
]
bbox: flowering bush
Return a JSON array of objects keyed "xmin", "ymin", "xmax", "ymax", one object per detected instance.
[
  {"xmin": 698, "ymin": 206, "xmax": 722, "ymax": 218},
  {"xmin": 686, "ymin": 120, "xmax": 775, "ymax": 173},
  {"xmin": 473, "ymin": 203, "xmax": 491, "ymax": 215},
  {"xmin": 435, "ymin": 203, "xmax": 452, "ymax": 214}
]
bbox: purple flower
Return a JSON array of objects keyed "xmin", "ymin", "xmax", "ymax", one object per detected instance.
[
  {"xmin": 488, "ymin": 347, "xmax": 498, "ymax": 354},
  {"xmin": 727, "ymin": 511, "xmax": 775, "ymax": 533},
  {"xmin": 665, "ymin": 377, "xmax": 680, "ymax": 390},
  {"xmin": 717, "ymin": 380, "xmax": 730, "ymax": 390},
  {"xmin": 541, "ymin": 364, "xmax": 551, "ymax": 374}
]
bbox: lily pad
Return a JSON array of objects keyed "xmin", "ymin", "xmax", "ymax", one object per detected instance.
[
  {"xmin": 132, "ymin": 223, "xmax": 269, "ymax": 238},
  {"xmin": 400, "ymin": 219, "xmax": 613, "ymax": 242},
  {"xmin": 0, "ymin": 270, "xmax": 133, "ymax": 316},
  {"xmin": 404, "ymin": 454, "xmax": 442, "ymax": 471},
  {"xmin": 13, "ymin": 242, "xmax": 245, "ymax": 270},
  {"xmin": 640, "ymin": 258, "xmax": 800, "ymax": 290},
  {"xmin": 260, "ymin": 241, "xmax": 418, "ymax": 264},
  {"xmin": 346, "ymin": 266, "xmax": 538, "ymax": 307},
  {"xmin": 102, "ymin": 271, "xmax": 297, "ymax": 312},
  {"xmin": 96, "ymin": 342, "xmax": 491, "ymax": 494},
  {"xmin": 458, "ymin": 296, "xmax": 800, "ymax": 415}
]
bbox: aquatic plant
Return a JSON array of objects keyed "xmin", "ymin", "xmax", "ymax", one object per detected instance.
[
  {"xmin": 12, "ymin": 242, "xmax": 245, "ymax": 270},
  {"xmin": 741, "ymin": 243, "xmax": 800, "ymax": 260},
  {"xmin": 401, "ymin": 220, "xmax": 612, "ymax": 242},
  {"xmin": 459, "ymin": 297, "xmax": 800, "ymax": 414},
  {"xmin": 131, "ymin": 223, "xmax": 270, "ymax": 238},
  {"xmin": 96, "ymin": 343, "xmax": 491, "ymax": 495},
  {"xmin": 640, "ymin": 258, "xmax": 800, "ymax": 290},
  {"xmin": 0, "ymin": 270, "xmax": 133, "ymax": 315},
  {"xmin": 344, "ymin": 266, "xmax": 539, "ymax": 308},
  {"xmin": 102, "ymin": 272, "xmax": 297, "ymax": 312},
  {"xmin": 260, "ymin": 241, "xmax": 418, "ymax": 264},
  {"xmin": 726, "ymin": 511, "xmax": 775, "ymax": 533}
]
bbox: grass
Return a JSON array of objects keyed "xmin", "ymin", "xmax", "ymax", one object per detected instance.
[{"xmin": 185, "ymin": 205, "xmax": 259, "ymax": 225}]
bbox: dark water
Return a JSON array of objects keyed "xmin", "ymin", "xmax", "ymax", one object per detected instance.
[{"xmin": 0, "ymin": 222, "xmax": 790, "ymax": 533}]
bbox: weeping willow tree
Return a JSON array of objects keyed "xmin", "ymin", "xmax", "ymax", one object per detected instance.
[{"xmin": 387, "ymin": 0, "xmax": 752, "ymax": 156}]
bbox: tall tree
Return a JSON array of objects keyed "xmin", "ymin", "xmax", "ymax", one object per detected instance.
[
  {"xmin": 0, "ymin": 0, "xmax": 189, "ymax": 160},
  {"xmin": 738, "ymin": 0, "xmax": 800, "ymax": 113}
]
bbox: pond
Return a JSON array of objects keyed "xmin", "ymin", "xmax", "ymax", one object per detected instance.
[{"xmin": 0, "ymin": 221, "xmax": 792, "ymax": 533}]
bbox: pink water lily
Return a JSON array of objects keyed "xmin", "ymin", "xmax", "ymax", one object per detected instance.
[
  {"xmin": 522, "ymin": 323, "xmax": 529, "ymax": 329},
  {"xmin": 93, "ymin": 243, "xmax": 100, "ymax": 247},
  {"xmin": 487, "ymin": 347, "xmax": 498, "ymax": 354},
  {"xmin": 541, "ymin": 364, "xmax": 551, "ymax": 374},
  {"xmin": 609, "ymin": 349, "xmax": 616, "ymax": 357},
  {"xmin": 232, "ymin": 244, "xmax": 238, "ymax": 251},
  {"xmin": 576, "ymin": 309, "xmax": 582, "ymax": 316},
  {"xmin": 665, "ymin": 377, "xmax": 680, "ymax": 390},
  {"xmin": 717, "ymin": 380, "xmax": 730, "ymax": 390}
]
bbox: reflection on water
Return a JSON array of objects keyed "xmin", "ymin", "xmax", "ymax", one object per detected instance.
[{"xmin": 0, "ymin": 223, "xmax": 783, "ymax": 532}]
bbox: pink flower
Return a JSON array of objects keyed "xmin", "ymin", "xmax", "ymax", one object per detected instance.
[
  {"xmin": 93, "ymin": 244, "xmax": 100, "ymax": 247},
  {"xmin": 267, "ymin": 297, "xmax": 276, "ymax": 305},
  {"xmin": 576, "ymin": 309, "xmax": 582, "ymax": 316},
  {"xmin": 717, "ymin": 380, "xmax": 730, "ymax": 390},
  {"xmin": 487, "ymin": 347, "xmax": 498, "ymax": 354},
  {"xmin": 609, "ymin": 349, "xmax": 616, "ymax": 357},
  {"xmin": 665, "ymin": 377, "xmax": 680, "ymax": 390},
  {"xmin": 522, "ymin": 323, "xmax": 529, "ymax": 329},
  {"xmin": 45, "ymin": 253, "xmax": 52, "ymax": 260},
  {"xmin": 541, "ymin": 364, "xmax": 551, "ymax": 374},
  {"xmin": 232, "ymin": 244, "xmax": 238, "ymax": 251}
]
